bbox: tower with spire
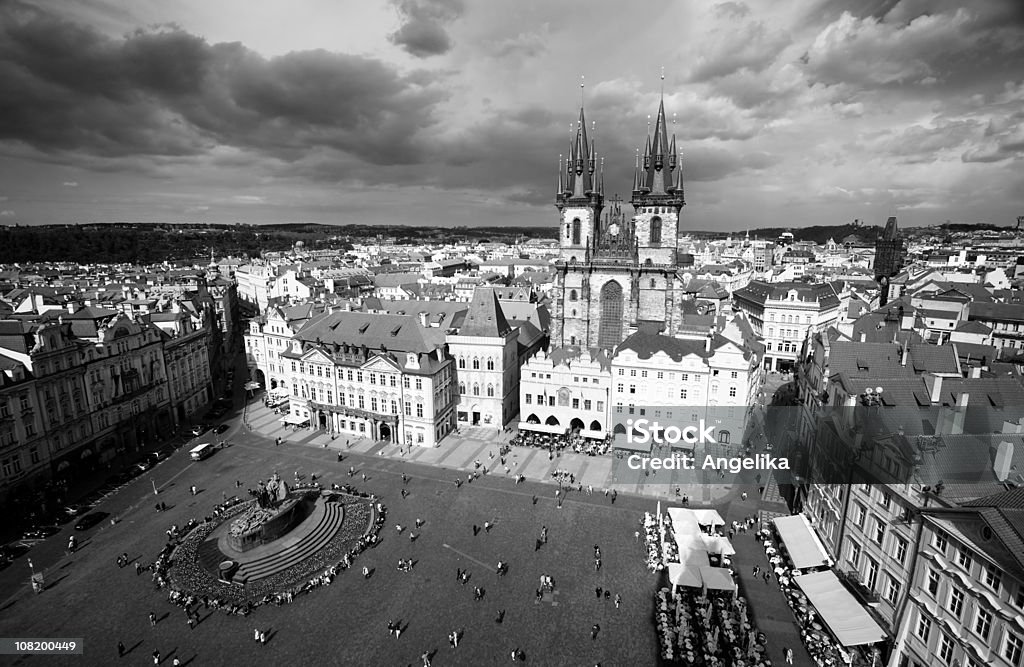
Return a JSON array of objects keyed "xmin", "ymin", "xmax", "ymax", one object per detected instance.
[
  {"xmin": 555, "ymin": 79, "xmax": 604, "ymax": 264},
  {"xmin": 631, "ymin": 80, "xmax": 685, "ymax": 267},
  {"xmin": 549, "ymin": 75, "xmax": 686, "ymax": 351}
]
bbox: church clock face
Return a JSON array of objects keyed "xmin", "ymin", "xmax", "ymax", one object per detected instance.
[{"xmin": 608, "ymin": 222, "xmax": 620, "ymax": 237}]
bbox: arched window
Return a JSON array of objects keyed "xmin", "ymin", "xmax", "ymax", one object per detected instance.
[
  {"xmin": 458, "ymin": 358, "xmax": 465, "ymax": 369},
  {"xmin": 719, "ymin": 430, "xmax": 730, "ymax": 444},
  {"xmin": 572, "ymin": 218, "xmax": 581, "ymax": 245},
  {"xmin": 472, "ymin": 358, "xmax": 480, "ymax": 370},
  {"xmin": 487, "ymin": 384, "xmax": 494, "ymax": 397},
  {"xmin": 649, "ymin": 279, "xmax": 656, "ymax": 288},
  {"xmin": 598, "ymin": 281, "xmax": 624, "ymax": 350},
  {"xmin": 472, "ymin": 384, "xmax": 480, "ymax": 396},
  {"xmin": 459, "ymin": 383, "xmax": 466, "ymax": 395},
  {"xmin": 569, "ymin": 289, "xmax": 578, "ymax": 301},
  {"xmin": 650, "ymin": 216, "xmax": 662, "ymax": 245},
  {"xmin": 571, "ymin": 309, "xmax": 577, "ymax": 317},
  {"xmin": 486, "ymin": 359, "xmax": 494, "ymax": 370}
]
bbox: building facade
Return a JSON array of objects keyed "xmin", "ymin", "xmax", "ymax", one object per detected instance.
[{"xmin": 282, "ymin": 311, "xmax": 457, "ymax": 447}]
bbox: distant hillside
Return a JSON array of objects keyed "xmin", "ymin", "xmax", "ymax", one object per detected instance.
[{"xmin": 745, "ymin": 223, "xmax": 884, "ymax": 245}]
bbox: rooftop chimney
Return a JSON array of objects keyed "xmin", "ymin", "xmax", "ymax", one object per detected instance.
[
  {"xmin": 859, "ymin": 331, "xmax": 867, "ymax": 342},
  {"xmin": 926, "ymin": 373, "xmax": 943, "ymax": 404},
  {"xmin": 994, "ymin": 441, "xmax": 1014, "ymax": 482},
  {"xmin": 419, "ymin": 312, "xmax": 429, "ymax": 327},
  {"xmin": 901, "ymin": 343, "xmax": 909, "ymax": 366}
]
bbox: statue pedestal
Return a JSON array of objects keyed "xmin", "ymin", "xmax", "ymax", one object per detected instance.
[{"xmin": 227, "ymin": 495, "xmax": 312, "ymax": 552}]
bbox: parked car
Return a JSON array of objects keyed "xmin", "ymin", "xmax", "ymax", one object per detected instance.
[
  {"xmin": 22, "ymin": 525, "xmax": 61, "ymax": 540},
  {"xmin": 134, "ymin": 461, "xmax": 150, "ymax": 473},
  {"xmin": 63, "ymin": 503, "xmax": 88, "ymax": 517},
  {"xmin": 214, "ymin": 424, "xmax": 230, "ymax": 435},
  {"xmin": 74, "ymin": 512, "xmax": 109, "ymax": 531}
]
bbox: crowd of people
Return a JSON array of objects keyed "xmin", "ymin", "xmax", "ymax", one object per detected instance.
[
  {"xmin": 147, "ymin": 483, "xmax": 385, "ymax": 617},
  {"xmin": 510, "ymin": 430, "xmax": 612, "ymax": 457},
  {"xmin": 758, "ymin": 526, "xmax": 854, "ymax": 666},
  {"xmin": 657, "ymin": 587, "xmax": 771, "ymax": 666}
]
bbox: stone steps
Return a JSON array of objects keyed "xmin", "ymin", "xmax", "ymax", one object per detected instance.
[{"xmin": 234, "ymin": 501, "xmax": 344, "ymax": 582}]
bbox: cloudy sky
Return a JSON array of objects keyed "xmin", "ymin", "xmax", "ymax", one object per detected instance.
[{"xmin": 0, "ymin": 0, "xmax": 1022, "ymax": 231}]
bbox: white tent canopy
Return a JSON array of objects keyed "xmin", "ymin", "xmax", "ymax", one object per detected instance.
[
  {"xmin": 773, "ymin": 515, "xmax": 831, "ymax": 570},
  {"xmin": 668, "ymin": 562, "xmax": 703, "ymax": 588},
  {"xmin": 517, "ymin": 421, "xmax": 567, "ymax": 436},
  {"xmin": 281, "ymin": 413, "xmax": 308, "ymax": 425},
  {"xmin": 699, "ymin": 566, "xmax": 737, "ymax": 593},
  {"xmin": 794, "ymin": 571, "xmax": 886, "ymax": 647},
  {"xmin": 691, "ymin": 509, "xmax": 726, "ymax": 526}
]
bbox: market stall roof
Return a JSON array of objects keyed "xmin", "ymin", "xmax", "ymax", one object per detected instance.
[
  {"xmin": 281, "ymin": 413, "xmax": 309, "ymax": 425},
  {"xmin": 579, "ymin": 429, "xmax": 606, "ymax": 440},
  {"xmin": 690, "ymin": 509, "xmax": 725, "ymax": 526},
  {"xmin": 794, "ymin": 571, "xmax": 886, "ymax": 647},
  {"xmin": 703, "ymin": 535, "xmax": 736, "ymax": 556},
  {"xmin": 667, "ymin": 562, "xmax": 703, "ymax": 588},
  {"xmin": 612, "ymin": 434, "xmax": 653, "ymax": 453},
  {"xmin": 773, "ymin": 515, "xmax": 831, "ymax": 570},
  {"xmin": 517, "ymin": 421, "xmax": 567, "ymax": 436},
  {"xmin": 698, "ymin": 566, "xmax": 736, "ymax": 592}
]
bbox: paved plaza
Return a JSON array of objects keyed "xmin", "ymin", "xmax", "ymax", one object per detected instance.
[{"xmin": 0, "ymin": 393, "xmax": 813, "ymax": 666}]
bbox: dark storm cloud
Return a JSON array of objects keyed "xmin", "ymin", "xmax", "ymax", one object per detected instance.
[
  {"xmin": 0, "ymin": 1, "xmax": 447, "ymax": 165},
  {"xmin": 800, "ymin": 1, "xmax": 1024, "ymax": 92},
  {"xmin": 387, "ymin": 0, "xmax": 465, "ymax": 58}
]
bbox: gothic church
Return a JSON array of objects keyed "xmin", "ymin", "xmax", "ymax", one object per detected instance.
[{"xmin": 550, "ymin": 96, "xmax": 687, "ymax": 351}]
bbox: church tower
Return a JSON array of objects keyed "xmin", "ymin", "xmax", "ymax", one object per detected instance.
[
  {"xmin": 550, "ymin": 81, "xmax": 685, "ymax": 353},
  {"xmin": 632, "ymin": 97, "xmax": 684, "ymax": 267},
  {"xmin": 556, "ymin": 106, "xmax": 604, "ymax": 264}
]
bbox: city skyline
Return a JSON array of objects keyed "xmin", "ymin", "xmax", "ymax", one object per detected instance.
[{"xmin": 0, "ymin": 0, "xmax": 1023, "ymax": 230}]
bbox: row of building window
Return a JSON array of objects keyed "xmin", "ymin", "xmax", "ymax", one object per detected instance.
[
  {"xmin": 524, "ymin": 394, "xmax": 604, "ymax": 411},
  {"xmin": 290, "ymin": 362, "xmax": 423, "ymax": 389},
  {"xmin": 458, "ymin": 358, "xmax": 495, "ymax": 371}
]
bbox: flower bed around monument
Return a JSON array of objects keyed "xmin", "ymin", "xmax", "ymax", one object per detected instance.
[{"xmin": 157, "ymin": 485, "xmax": 385, "ymax": 615}]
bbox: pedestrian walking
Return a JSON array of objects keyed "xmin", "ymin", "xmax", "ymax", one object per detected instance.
[
  {"xmin": 634, "ymin": 530, "xmax": 640, "ymax": 542},
  {"xmin": 596, "ymin": 586, "xmax": 603, "ymax": 599},
  {"xmin": 531, "ymin": 495, "xmax": 537, "ymax": 505},
  {"xmin": 117, "ymin": 641, "xmax": 125, "ymax": 658},
  {"xmin": 421, "ymin": 650, "xmax": 431, "ymax": 666},
  {"xmin": 152, "ymin": 650, "xmax": 160, "ymax": 665},
  {"xmin": 472, "ymin": 524, "xmax": 479, "ymax": 536},
  {"xmin": 615, "ymin": 593, "xmax": 621, "ymax": 608},
  {"xmin": 259, "ymin": 631, "xmax": 267, "ymax": 645},
  {"xmin": 741, "ymin": 491, "xmax": 748, "ymax": 501},
  {"xmin": 172, "ymin": 659, "xmax": 180, "ymax": 667},
  {"xmin": 495, "ymin": 609, "xmax": 505, "ymax": 624},
  {"xmin": 592, "ymin": 623, "xmax": 600, "ymax": 640},
  {"xmin": 753, "ymin": 565, "xmax": 760, "ymax": 576},
  {"xmin": 254, "ymin": 628, "xmax": 260, "ymax": 641},
  {"xmin": 595, "ymin": 558, "xmax": 601, "ymax": 571},
  {"xmin": 785, "ymin": 647, "xmax": 794, "ymax": 664},
  {"xmin": 149, "ymin": 612, "xmax": 157, "ymax": 627},
  {"xmin": 484, "ymin": 521, "xmax": 492, "ymax": 533},
  {"xmin": 763, "ymin": 571, "xmax": 771, "ymax": 584},
  {"xmin": 187, "ymin": 616, "xmax": 195, "ymax": 630}
]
